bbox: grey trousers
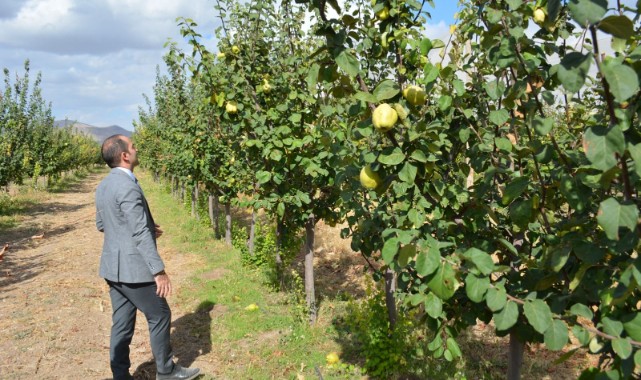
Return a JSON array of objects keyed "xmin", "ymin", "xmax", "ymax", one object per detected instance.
[{"xmin": 107, "ymin": 281, "xmax": 174, "ymax": 380}]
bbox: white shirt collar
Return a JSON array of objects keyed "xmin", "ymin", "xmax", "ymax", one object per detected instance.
[{"xmin": 115, "ymin": 167, "xmax": 136, "ymax": 182}]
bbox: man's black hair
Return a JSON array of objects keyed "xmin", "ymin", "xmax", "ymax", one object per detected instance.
[{"xmin": 101, "ymin": 134, "xmax": 129, "ymax": 168}]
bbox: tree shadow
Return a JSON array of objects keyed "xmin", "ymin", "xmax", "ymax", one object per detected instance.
[
  {"xmin": 132, "ymin": 300, "xmax": 214, "ymax": 379},
  {"xmin": 0, "ymin": 252, "xmax": 46, "ymax": 294}
]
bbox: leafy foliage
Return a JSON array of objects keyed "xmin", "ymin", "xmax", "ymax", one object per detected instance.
[
  {"xmin": 134, "ymin": 0, "xmax": 641, "ymax": 377},
  {"xmin": 0, "ymin": 61, "xmax": 100, "ymax": 188}
]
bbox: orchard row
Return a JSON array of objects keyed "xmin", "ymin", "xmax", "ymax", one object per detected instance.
[{"xmin": 0, "ymin": 61, "xmax": 101, "ymax": 189}]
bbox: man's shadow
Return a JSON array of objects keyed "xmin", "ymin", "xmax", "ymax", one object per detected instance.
[{"xmin": 133, "ymin": 300, "xmax": 214, "ymax": 379}]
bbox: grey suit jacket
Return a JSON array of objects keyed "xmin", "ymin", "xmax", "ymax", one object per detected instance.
[{"xmin": 95, "ymin": 168, "xmax": 165, "ymax": 283}]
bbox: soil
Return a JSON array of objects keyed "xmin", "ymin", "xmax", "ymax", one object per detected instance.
[{"xmin": 0, "ymin": 171, "xmax": 217, "ymax": 380}]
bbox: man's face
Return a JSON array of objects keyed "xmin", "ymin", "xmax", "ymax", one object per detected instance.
[{"xmin": 121, "ymin": 137, "xmax": 139, "ymax": 168}]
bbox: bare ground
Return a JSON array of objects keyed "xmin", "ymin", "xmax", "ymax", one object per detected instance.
[{"xmin": 0, "ymin": 172, "xmax": 217, "ymax": 380}]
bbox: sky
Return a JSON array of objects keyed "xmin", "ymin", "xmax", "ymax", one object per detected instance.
[{"xmin": 0, "ymin": 1, "xmax": 465, "ymax": 131}]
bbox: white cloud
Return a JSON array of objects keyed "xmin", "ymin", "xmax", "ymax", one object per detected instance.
[{"xmin": 0, "ymin": 0, "xmax": 219, "ymax": 129}]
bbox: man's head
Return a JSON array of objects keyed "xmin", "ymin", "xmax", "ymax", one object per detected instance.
[{"xmin": 101, "ymin": 135, "xmax": 139, "ymax": 169}]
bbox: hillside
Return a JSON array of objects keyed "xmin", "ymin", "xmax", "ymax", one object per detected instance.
[{"xmin": 54, "ymin": 120, "xmax": 131, "ymax": 143}]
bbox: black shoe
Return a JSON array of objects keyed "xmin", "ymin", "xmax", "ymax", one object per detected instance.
[{"xmin": 156, "ymin": 365, "xmax": 201, "ymax": 380}]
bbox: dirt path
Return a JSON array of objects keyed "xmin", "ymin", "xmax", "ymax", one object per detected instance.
[{"xmin": 0, "ymin": 171, "xmax": 208, "ymax": 380}]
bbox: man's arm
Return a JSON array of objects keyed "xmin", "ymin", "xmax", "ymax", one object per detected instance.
[{"xmin": 96, "ymin": 208, "xmax": 104, "ymax": 232}]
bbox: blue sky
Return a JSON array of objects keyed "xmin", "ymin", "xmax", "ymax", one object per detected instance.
[{"xmin": 428, "ymin": 1, "xmax": 461, "ymax": 24}]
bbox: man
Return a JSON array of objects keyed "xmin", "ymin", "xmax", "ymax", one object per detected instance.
[{"xmin": 95, "ymin": 134, "xmax": 200, "ymax": 380}]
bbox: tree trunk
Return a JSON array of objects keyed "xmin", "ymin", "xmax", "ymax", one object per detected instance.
[
  {"xmin": 180, "ymin": 182, "xmax": 185, "ymax": 202},
  {"xmin": 213, "ymin": 194, "xmax": 220, "ymax": 239},
  {"xmin": 384, "ymin": 268, "xmax": 397, "ymax": 330},
  {"xmin": 248, "ymin": 208, "xmax": 256, "ymax": 255},
  {"xmin": 224, "ymin": 202, "xmax": 232, "ymax": 246},
  {"xmin": 305, "ymin": 214, "xmax": 317, "ymax": 325},
  {"xmin": 208, "ymin": 194, "xmax": 215, "ymax": 234},
  {"xmin": 191, "ymin": 183, "xmax": 197, "ymax": 218},
  {"xmin": 275, "ymin": 221, "xmax": 284, "ymax": 288},
  {"xmin": 171, "ymin": 175, "xmax": 176, "ymax": 197},
  {"xmin": 507, "ymin": 331, "xmax": 524, "ymax": 380}
]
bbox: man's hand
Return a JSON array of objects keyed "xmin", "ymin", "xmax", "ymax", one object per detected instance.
[
  {"xmin": 154, "ymin": 272, "xmax": 172, "ymax": 298},
  {"xmin": 155, "ymin": 224, "xmax": 164, "ymax": 239}
]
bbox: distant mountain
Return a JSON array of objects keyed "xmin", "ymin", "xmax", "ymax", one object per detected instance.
[{"xmin": 54, "ymin": 120, "xmax": 132, "ymax": 144}]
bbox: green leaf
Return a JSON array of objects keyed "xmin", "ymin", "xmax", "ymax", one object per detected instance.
[
  {"xmin": 373, "ymin": 80, "xmax": 400, "ymax": 102},
  {"xmin": 459, "ymin": 128, "xmax": 471, "ymax": 143},
  {"xmin": 494, "ymin": 300, "xmax": 519, "ymax": 331},
  {"xmin": 628, "ymin": 143, "xmax": 641, "ymax": 178},
  {"xmin": 446, "ymin": 337, "xmax": 462, "ymax": 358},
  {"xmin": 572, "ymin": 325, "xmax": 591, "ymax": 346},
  {"xmin": 306, "ymin": 63, "xmax": 320, "ymax": 92},
  {"xmin": 354, "ymin": 91, "xmax": 378, "ymax": 103},
  {"xmin": 256, "ymin": 170, "xmax": 271, "ymax": 184},
  {"xmin": 523, "ymin": 299, "xmax": 553, "ymax": 334},
  {"xmin": 489, "ymin": 109, "xmax": 509, "ymax": 126},
  {"xmin": 568, "ymin": 0, "xmax": 607, "ymax": 26},
  {"xmin": 495, "ymin": 137, "xmax": 512, "ymax": 152},
  {"xmin": 415, "ymin": 245, "xmax": 440, "ymax": 276},
  {"xmin": 498, "ymin": 238, "xmax": 518, "ymax": 256},
  {"xmin": 612, "ymin": 338, "xmax": 632, "ymax": 359},
  {"xmin": 547, "ymin": 0, "xmax": 562, "ymax": 22},
  {"xmin": 623, "ymin": 313, "xmax": 641, "ymax": 341},
  {"xmin": 419, "ymin": 38, "xmax": 433, "ymax": 55},
  {"xmin": 424, "ymin": 63, "xmax": 439, "ymax": 83},
  {"xmin": 570, "ymin": 303, "xmax": 594, "ymax": 319},
  {"xmin": 601, "ymin": 317, "xmax": 624, "ymax": 337},
  {"xmin": 427, "ymin": 262, "xmax": 459, "ymax": 300},
  {"xmin": 465, "ymin": 274, "xmax": 490, "ymax": 303},
  {"xmin": 583, "ymin": 125, "xmax": 625, "ymax": 171},
  {"xmin": 335, "ymin": 49, "xmax": 360, "ymax": 77},
  {"xmin": 532, "ymin": 116, "xmax": 554, "ymax": 136},
  {"xmin": 399, "ymin": 162, "xmax": 418, "ymax": 183},
  {"xmin": 410, "ymin": 149, "xmax": 428, "ymax": 163},
  {"xmin": 506, "ymin": 0, "xmax": 523, "ymax": 9},
  {"xmin": 553, "ymin": 348, "xmax": 579, "ymax": 365},
  {"xmin": 509, "ymin": 199, "xmax": 534, "ymax": 228},
  {"xmin": 378, "ymin": 147, "xmax": 406, "ymax": 165},
  {"xmin": 269, "ymin": 149, "xmax": 282, "ymax": 161},
  {"xmin": 462, "ymin": 248, "xmax": 495, "ymax": 275},
  {"xmin": 597, "ymin": 197, "xmax": 639, "ymax": 240},
  {"xmin": 557, "ymin": 52, "xmax": 592, "ymax": 93},
  {"xmin": 501, "ymin": 176, "xmax": 529, "ymax": 205},
  {"xmin": 438, "ymin": 95, "xmax": 453, "ymax": 111},
  {"xmin": 635, "ymin": 350, "xmax": 641, "ymax": 367},
  {"xmin": 425, "ymin": 292, "xmax": 443, "ymax": 318},
  {"xmin": 601, "ymin": 60, "xmax": 640, "ymax": 103},
  {"xmin": 598, "ymin": 15, "xmax": 634, "ymax": 39},
  {"xmin": 381, "ymin": 238, "xmax": 399, "ymax": 265},
  {"xmin": 544, "ymin": 319, "xmax": 569, "ymax": 351},
  {"xmin": 549, "ymin": 244, "xmax": 571, "ymax": 272},
  {"xmin": 486, "ymin": 286, "xmax": 507, "ymax": 312}
]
